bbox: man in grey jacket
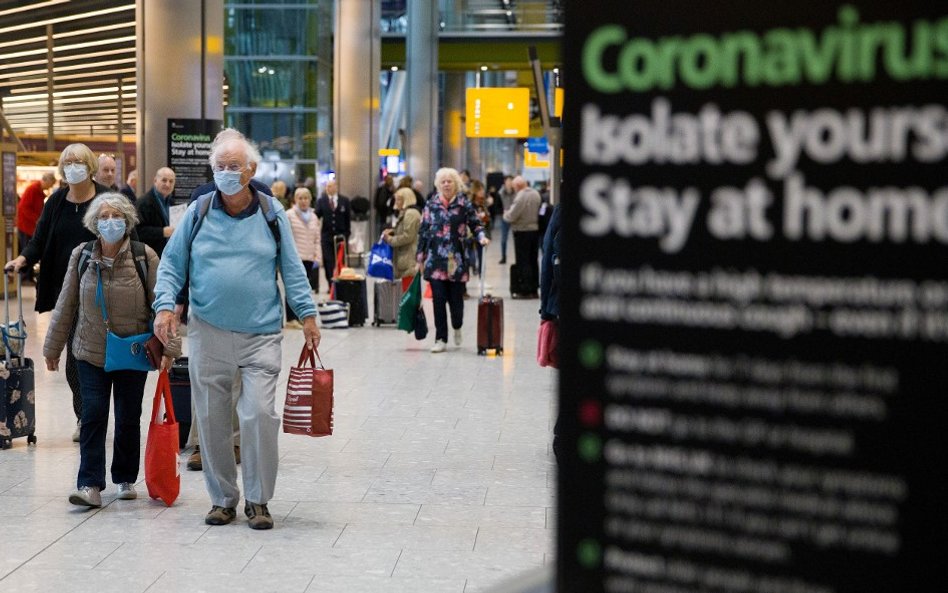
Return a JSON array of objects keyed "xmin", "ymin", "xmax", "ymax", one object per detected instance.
[{"xmin": 503, "ymin": 176, "xmax": 541, "ymax": 298}]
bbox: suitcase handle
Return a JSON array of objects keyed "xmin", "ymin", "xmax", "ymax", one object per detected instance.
[
  {"xmin": 479, "ymin": 250, "xmax": 487, "ymax": 299},
  {"xmin": 2, "ymin": 272, "xmax": 24, "ymax": 366}
]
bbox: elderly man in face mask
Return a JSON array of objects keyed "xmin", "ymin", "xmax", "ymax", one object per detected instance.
[
  {"xmin": 135, "ymin": 167, "xmax": 176, "ymax": 257},
  {"xmin": 152, "ymin": 129, "xmax": 320, "ymax": 530}
]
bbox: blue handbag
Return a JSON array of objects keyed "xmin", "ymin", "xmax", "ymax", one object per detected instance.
[
  {"xmin": 97, "ymin": 267, "xmax": 156, "ymax": 373},
  {"xmin": 366, "ymin": 240, "xmax": 394, "ymax": 280}
]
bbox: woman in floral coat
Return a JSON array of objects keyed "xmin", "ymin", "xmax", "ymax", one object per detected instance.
[{"xmin": 416, "ymin": 168, "xmax": 489, "ymax": 353}]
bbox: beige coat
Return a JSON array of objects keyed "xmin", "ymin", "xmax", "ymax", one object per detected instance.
[
  {"xmin": 503, "ymin": 187, "xmax": 541, "ymax": 231},
  {"xmin": 286, "ymin": 206, "xmax": 323, "ymax": 264},
  {"xmin": 43, "ymin": 239, "xmax": 182, "ymax": 367},
  {"xmin": 387, "ymin": 208, "xmax": 421, "ymax": 279}
]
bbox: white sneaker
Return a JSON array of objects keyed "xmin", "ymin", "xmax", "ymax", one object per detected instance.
[
  {"xmin": 453, "ymin": 328, "xmax": 462, "ymax": 346},
  {"xmin": 116, "ymin": 482, "xmax": 137, "ymax": 500},
  {"xmin": 430, "ymin": 340, "xmax": 447, "ymax": 353},
  {"xmin": 69, "ymin": 486, "xmax": 102, "ymax": 508},
  {"xmin": 72, "ymin": 422, "xmax": 80, "ymax": 443}
]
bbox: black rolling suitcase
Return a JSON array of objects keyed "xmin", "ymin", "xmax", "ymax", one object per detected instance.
[
  {"xmin": 333, "ymin": 277, "xmax": 368, "ymax": 327},
  {"xmin": 373, "ymin": 279, "xmax": 402, "ymax": 326},
  {"xmin": 168, "ymin": 357, "xmax": 192, "ymax": 449},
  {"xmin": 0, "ymin": 275, "xmax": 36, "ymax": 449}
]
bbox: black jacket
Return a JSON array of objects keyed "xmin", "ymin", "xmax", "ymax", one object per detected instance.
[
  {"xmin": 22, "ymin": 182, "xmax": 109, "ymax": 312},
  {"xmin": 135, "ymin": 188, "xmax": 173, "ymax": 257},
  {"xmin": 539, "ymin": 204, "xmax": 561, "ymax": 321},
  {"xmin": 315, "ymin": 193, "xmax": 351, "ymax": 241}
]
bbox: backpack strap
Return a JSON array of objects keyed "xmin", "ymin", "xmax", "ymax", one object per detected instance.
[{"xmin": 78, "ymin": 239, "xmax": 149, "ymax": 302}]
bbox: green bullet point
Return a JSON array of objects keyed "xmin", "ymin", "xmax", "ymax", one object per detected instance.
[
  {"xmin": 577, "ymin": 538, "xmax": 602, "ymax": 568},
  {"xmin": 578, "ymin": 433, "xmax": 602, "ymax": 462},
  {"xmin": 579, "ymin": 340, "xmax": 604, "ymax": 369}
]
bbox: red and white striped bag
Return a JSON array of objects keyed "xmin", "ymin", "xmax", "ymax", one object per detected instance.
[{"xmin": 282, "ymin": 346, "xmax": 333, "ymax": 437}]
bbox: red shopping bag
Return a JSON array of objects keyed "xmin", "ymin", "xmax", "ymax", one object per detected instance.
[
  {"xmin": 144, "ymin": 370, "xmax": 180, "ymax": 506},
  {"xmin": 537, "ymin": 319, "xmax": 559, "ymax": 369},
  {"xmin": 282, "ymin": 346, "xmax": 334, "ymax": 437}
]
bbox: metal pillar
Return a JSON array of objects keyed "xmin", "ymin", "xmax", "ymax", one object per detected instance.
[
  {"xmin": 137, "ymin": 0, "xmax": 224, "ymax": 187},
  {"xmin": 333, "ymin": 0, "xmax": 381, "ymax": 208},
  {"xmin": 442, "ymin": 73, "xmax": 465, "ymax": 172},
  {"xmin": 405, "ymin": 0, "xmax": 439, "ymax": 191}
]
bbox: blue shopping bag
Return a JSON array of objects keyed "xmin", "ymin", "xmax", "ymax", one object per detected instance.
[{"xmin": 366, "ymin": 240, "xmax": 394, "ymax": 280}]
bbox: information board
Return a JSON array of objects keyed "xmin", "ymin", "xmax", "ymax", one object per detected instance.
[
  {"xmin": 559, "ymin": 2, "xmax": 948, "ymax": 592},
  {"xmin": 466, "ymin": 88, "xmax": 530, "ymax": 138},
  {"xmin": 167, "ymin": 118, "xmax": 222, "ymax": 203}
]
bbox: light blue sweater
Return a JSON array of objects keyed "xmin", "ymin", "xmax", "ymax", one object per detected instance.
[{"xmin": 153, "ymin": 190, "xmax": 317, "ymax": 333}]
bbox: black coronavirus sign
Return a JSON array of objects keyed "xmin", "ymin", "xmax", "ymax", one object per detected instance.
[{"xmin": 559, "ymin": 3, "xmax": 948, "ymax": 592}]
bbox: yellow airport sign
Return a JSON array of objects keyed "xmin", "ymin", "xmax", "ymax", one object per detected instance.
[
  {"xmin": 466, "ymin": 87, "xmax": 530, "ymax": 138},
  {"xmin": 554, "ymin": 88, "xmax": 564, "ymax": 118},
  {"xmin": 524, "ymin": 147, "xmax": 550, "ymax": 169},
  {"xmin": 378, "ymin": 148, "xmax": 400, "ymax": 156}
]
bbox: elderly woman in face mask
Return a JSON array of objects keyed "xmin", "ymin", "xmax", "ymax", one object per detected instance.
[
  {"xmin": 44, "ymin": 193, "xmax": 180, "ymax": 509},
  {"xmin": 4, "ymin": 143, "xmax": 111, "ymax": 442},
  {"xmin": 284, "ymin": 187, "xmax": 323, "ymax": 327}
]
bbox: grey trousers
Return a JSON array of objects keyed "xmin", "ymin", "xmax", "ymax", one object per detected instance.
[
  {"xmin": 186, "ymin": 372, "xmax": 240, "ymax": 449},
  {"xmin": 188, "ymin": 315, "xmax": 283, "ymax": 507}
]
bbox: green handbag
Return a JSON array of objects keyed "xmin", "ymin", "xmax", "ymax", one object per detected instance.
[{"xmin": 397, "ymin": 275, "xmax": 422, "ymax": 332}]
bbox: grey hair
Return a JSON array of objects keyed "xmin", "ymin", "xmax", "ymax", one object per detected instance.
[
  {"xmin": 208, "ymin": 128, "xmax": 262, "ymax": 168},
  {"xmin": 434, "ymin": 167, "xmax": 467, "ymax": 195},
  {"xmin": 83, "ymin": 192, "xmax": 139, "ymax": 235}
]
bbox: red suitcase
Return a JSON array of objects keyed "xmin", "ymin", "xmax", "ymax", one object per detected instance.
[
  {"xmin": 477, "ymin": 296, "xmax": 504, "ymax": 355},
  {"xmin": 476, "ymin": 258, "xmax": 503, "ymax": 355}
]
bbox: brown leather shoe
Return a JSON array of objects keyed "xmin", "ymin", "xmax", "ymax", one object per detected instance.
[
  {"xmin": 245, "ymin": 502, "xmax": 273, "ymax": 530},
  {"xmin": 187, "ymin": 446, "xmax": 202, "ymax": 471},
  {"xmin": 205, "ymin": 505, "xmax": 236, "ymax": 525}
]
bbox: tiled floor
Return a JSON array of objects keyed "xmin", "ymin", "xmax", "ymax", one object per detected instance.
[{"xmin": 0, "ymin": 243, "xmax": 557, "ymax": 593}]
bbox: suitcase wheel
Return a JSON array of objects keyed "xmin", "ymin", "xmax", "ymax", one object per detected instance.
[
  {"xmin": 27, "ymin": 434, "xmax": 37, "ymax": 445},
  {"xmin": 478, "ymin": 348, "xmax": 486, "ymax": 356},
  {"xmin": 0, "ymin": 438, "xmax": 10, "ymax": 450},
  {"xmin": 497, "ymin": 348, "xmax": 503, "ymax": 356}
]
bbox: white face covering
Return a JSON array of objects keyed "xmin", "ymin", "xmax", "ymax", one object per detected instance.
[{"xmin": 64, "ymin": 163, "xmax": 89, "ymax": 184}]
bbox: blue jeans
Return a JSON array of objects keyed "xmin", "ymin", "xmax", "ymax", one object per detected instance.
[
  {"xmin": 498, "ymin": 218, "xmax": 511, "ymax": 260},
  {"xmin": 76, "ymin": 361, "xmax": 148, "ymax": 490},
  {"xmin": 429, "ymin": 279, "xmax": 465, "ymax": 343}
]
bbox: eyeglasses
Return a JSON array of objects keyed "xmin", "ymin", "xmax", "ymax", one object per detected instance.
[{"xmin": 213, "ymin": 163, "xmax": 246, "ymax": 172}]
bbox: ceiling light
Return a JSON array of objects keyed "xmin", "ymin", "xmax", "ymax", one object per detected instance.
[
  {"xmin": 0, "ymin": 0, "xmax": 69, "ymax": 19},
  {"xmin": 0, "ymin": 5, "xmax": 134, "ymax": 35}
]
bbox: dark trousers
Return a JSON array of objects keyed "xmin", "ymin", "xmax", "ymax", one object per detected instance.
[
  {"xmin": 286, "ymin": 260, "xmax": 320, "ymax": 321},
  {"xmin": 321, "ymin": 239, "xmax": 336, "ymax": 285},
  {"xmin": 429, "ymin": 279, "xmax": 465, "ymax": 342},
  {"xmin": 66, "ymin": 321, "xmax": 82, "ymax": 420},
  {"xmin": 75, "ymin": 361, "xmax": 148, "ymax": 490},
  {"xmin": 513, "ymin": 230, "xmax": 540, "ymax": 294}
]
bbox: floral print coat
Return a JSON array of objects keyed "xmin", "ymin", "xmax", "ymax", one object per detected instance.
[{"xmin": 416, "ymin": 193, "xmax": 487, "ymax": 283}]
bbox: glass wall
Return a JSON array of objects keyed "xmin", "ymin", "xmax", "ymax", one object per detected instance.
[{"xmin": 224, "ymin": 0, "xmax": 333, "ymax": 186}]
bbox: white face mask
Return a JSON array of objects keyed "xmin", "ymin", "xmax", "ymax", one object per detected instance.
[{"xmin": 64, "ymin": 163, "xmax": 89, "ymax": 184}]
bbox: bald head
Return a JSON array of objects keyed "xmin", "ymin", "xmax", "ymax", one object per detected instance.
[
  {"xmin": 95, "ymin": 154, "xmax": 117, "ymax": 188},
  {"xmin": 154, "ymin": 167, "xmax": 176, "ymax": 198},
  {"xmin": 512, "ymin": 176, "xmax": 527, "ymax": 191}
]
